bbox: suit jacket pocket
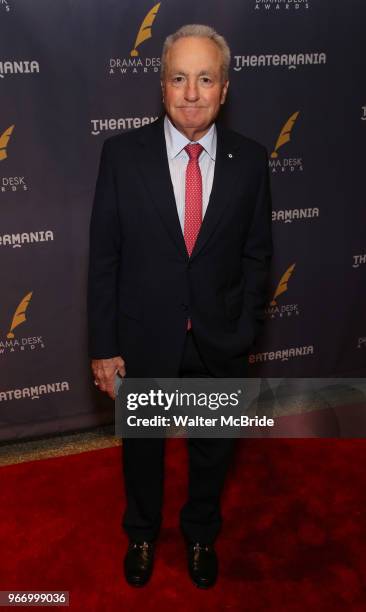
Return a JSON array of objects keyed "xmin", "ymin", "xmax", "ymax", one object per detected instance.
[{"xmin": 225, "ymin": 293, "xmax": 243, "ymax": 320}]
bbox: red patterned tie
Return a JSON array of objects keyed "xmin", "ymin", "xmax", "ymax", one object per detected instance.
[
  {"xmin": 184, "ymin": 143, "xmax": 204, "ymax": 330},
  {"xmin": 184, "ymin": 143, "xmax": 204, "ymax": 256}
]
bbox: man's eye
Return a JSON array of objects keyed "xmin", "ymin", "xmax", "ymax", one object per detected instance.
[
  {"xmin": 173, "ymin": 76, "xmax": 184, "ymax": 83},
  {"xmin": 200, "ymin": 77, "xmax": 212, "ymax": 84}
]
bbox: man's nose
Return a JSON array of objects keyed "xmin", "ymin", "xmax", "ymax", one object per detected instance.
[{"xmin": 184, "ymin": 80, "xmax": 199, "ymax": 101}]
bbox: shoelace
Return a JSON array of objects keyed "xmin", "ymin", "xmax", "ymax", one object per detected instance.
[
  {"xmin": 192, "ymin": 543, "xmax": 211, "ymax": 553},
  {"xmin": 131, "ymin": 541, "xmax": 151, "ymax": 551},
  {"xmin": 130, "ymin": 541, "xmax": 153, "ymax": 565}
]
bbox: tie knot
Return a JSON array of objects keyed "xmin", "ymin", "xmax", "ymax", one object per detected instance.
[{"xmin": 185, "ymin": 143, "xmax": 204, "ymax": 160}]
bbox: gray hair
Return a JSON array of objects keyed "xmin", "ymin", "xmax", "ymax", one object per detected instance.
[{"xmin": 160, "ymin": 24, "xmax": 231, "ymax": 82}]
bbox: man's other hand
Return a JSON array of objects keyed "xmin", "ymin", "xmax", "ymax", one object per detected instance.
[{"xmin": 91, "ymin": 356, "xmax": 126, "ymax": 400}]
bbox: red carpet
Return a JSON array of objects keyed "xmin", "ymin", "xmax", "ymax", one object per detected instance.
[{"xmin": 1, "ymin": 439, "xmax": 366, "ymax": 611}]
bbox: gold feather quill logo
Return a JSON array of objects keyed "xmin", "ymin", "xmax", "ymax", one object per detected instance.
[
  {"xmin": 7, "ymin": 291, "xmax": 33, "ymax": 339},
  {"xmin": 130, "ymin": 2, "xmax": 161, "ymax": 57},
  {"xmin": 0, "ymin": 124, "xmax": 15, "ymax": 161},
  {"xmin": 271, "ymin": 112, "xmax": 299, "ymax": 159},
  {"xmin": 270, "ymin": 264, "xmax": 296, "ymax": 306}
]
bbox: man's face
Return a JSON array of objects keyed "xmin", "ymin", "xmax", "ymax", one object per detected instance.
[{"xmin": 161, "ymin": 36, "xmax": 229, "ymax": 141}]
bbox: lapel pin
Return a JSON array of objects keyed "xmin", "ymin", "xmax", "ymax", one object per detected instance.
[{"xmin": 228, "ymin": 153, "xmax": 233, "ymax": 158}]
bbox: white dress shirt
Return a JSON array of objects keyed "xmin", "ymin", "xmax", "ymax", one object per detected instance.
[{"xmin": 163, "ymin": 115, "xmax": 217, "ymax": 233}]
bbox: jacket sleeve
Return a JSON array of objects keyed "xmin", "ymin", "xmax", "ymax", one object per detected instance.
[
  {"xmin": 87, "ymin": 139, "xmax": 121, "ymax": 359},
  {"xmin": 241, "ymin": 147, "xmax": 273, "ymax": 338}
]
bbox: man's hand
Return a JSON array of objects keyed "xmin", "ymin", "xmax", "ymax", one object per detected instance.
[{"xmin": 91, "ymin": 356, "xmax": 126, "ymax": 400}]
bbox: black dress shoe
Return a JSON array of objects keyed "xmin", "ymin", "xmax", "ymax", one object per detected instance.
[
  {"xmin": 187, "ymin": 542, "xmax": 218, "ymax": 589},
  {"xmin": 124, "ymin": 541, "xmax": 155, "ymax": 587}
]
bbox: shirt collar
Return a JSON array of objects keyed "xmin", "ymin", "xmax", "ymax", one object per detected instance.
[{"xmin": 164, "ymin": 115, "xmax": 216, "ymax": 161}]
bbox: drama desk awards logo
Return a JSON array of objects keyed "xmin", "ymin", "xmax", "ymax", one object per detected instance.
[
  {"xmin": 269, "ymin": 111, "xmax": 303, "ymax": 173},
  {"xmin": 269, "ymin": 112, "xmax": 320, "ymax": 223},
  {"xmin": 109, "ymin": 2, "xmax": 161, "ymax": 76},
  {"xmin": 266, "ymin": 263, "xmax": 300, "ymax": 319},
  {"xmin": 253, "ymin": 0, "xmax": 310, "ymax": 11},
  {"xmin": 0, "ymin": 292, "xmax": 45, "ymax": 354},
  {"xmin": 0, "ymin": 125, "xmax": 14, "ymax": 161},
  {"xmin": 0, "ymin": 124, "xmax": 29, "ymax": 193},
  {"xmin": 0, "ymin": 0, "xmax": 10, "ymax": 12}
]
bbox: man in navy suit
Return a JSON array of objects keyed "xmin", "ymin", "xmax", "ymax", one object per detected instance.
[{"xmin": 88, "ymin": 24, "xmax": 272, "ymax": 588}]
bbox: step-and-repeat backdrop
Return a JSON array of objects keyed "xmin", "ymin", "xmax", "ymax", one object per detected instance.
[{"xmin": 1, "ymin": 0, "xmax": 365, "ymax": 440}]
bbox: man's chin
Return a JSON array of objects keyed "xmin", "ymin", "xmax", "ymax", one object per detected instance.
[{"xmin": 173, "ymin": 117, "xmax": 210, "ymax": 132}]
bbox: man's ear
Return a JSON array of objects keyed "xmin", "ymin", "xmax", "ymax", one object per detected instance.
[
  {"xmin": 220, "ymin": 80, "xmax": 229, "ymax": 105},
  {"xmin": 160, "ymin": 80, "xmax": 165, "ymax": 102}
]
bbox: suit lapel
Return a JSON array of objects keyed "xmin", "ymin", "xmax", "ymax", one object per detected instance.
[
  {"xmin": 136, "ymin": 116, "xmax": 188, "ymax": 260},
  {"xmin": 190, "ymin": 123, "xmax": 242, "ymax": 260},
  {"xmin": 135, "ymin": 117, "xmax": 243, "ymax": 261}
]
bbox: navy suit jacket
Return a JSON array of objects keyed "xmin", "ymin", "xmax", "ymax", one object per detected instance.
[{"xmin": 87, "ymin": 116, "xmax": 272, "ymax": 377}]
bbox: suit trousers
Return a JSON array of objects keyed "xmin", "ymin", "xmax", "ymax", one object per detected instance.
[{"xmin": 121, "ymin": 330, "xmax": 236, "ymax": 543}]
